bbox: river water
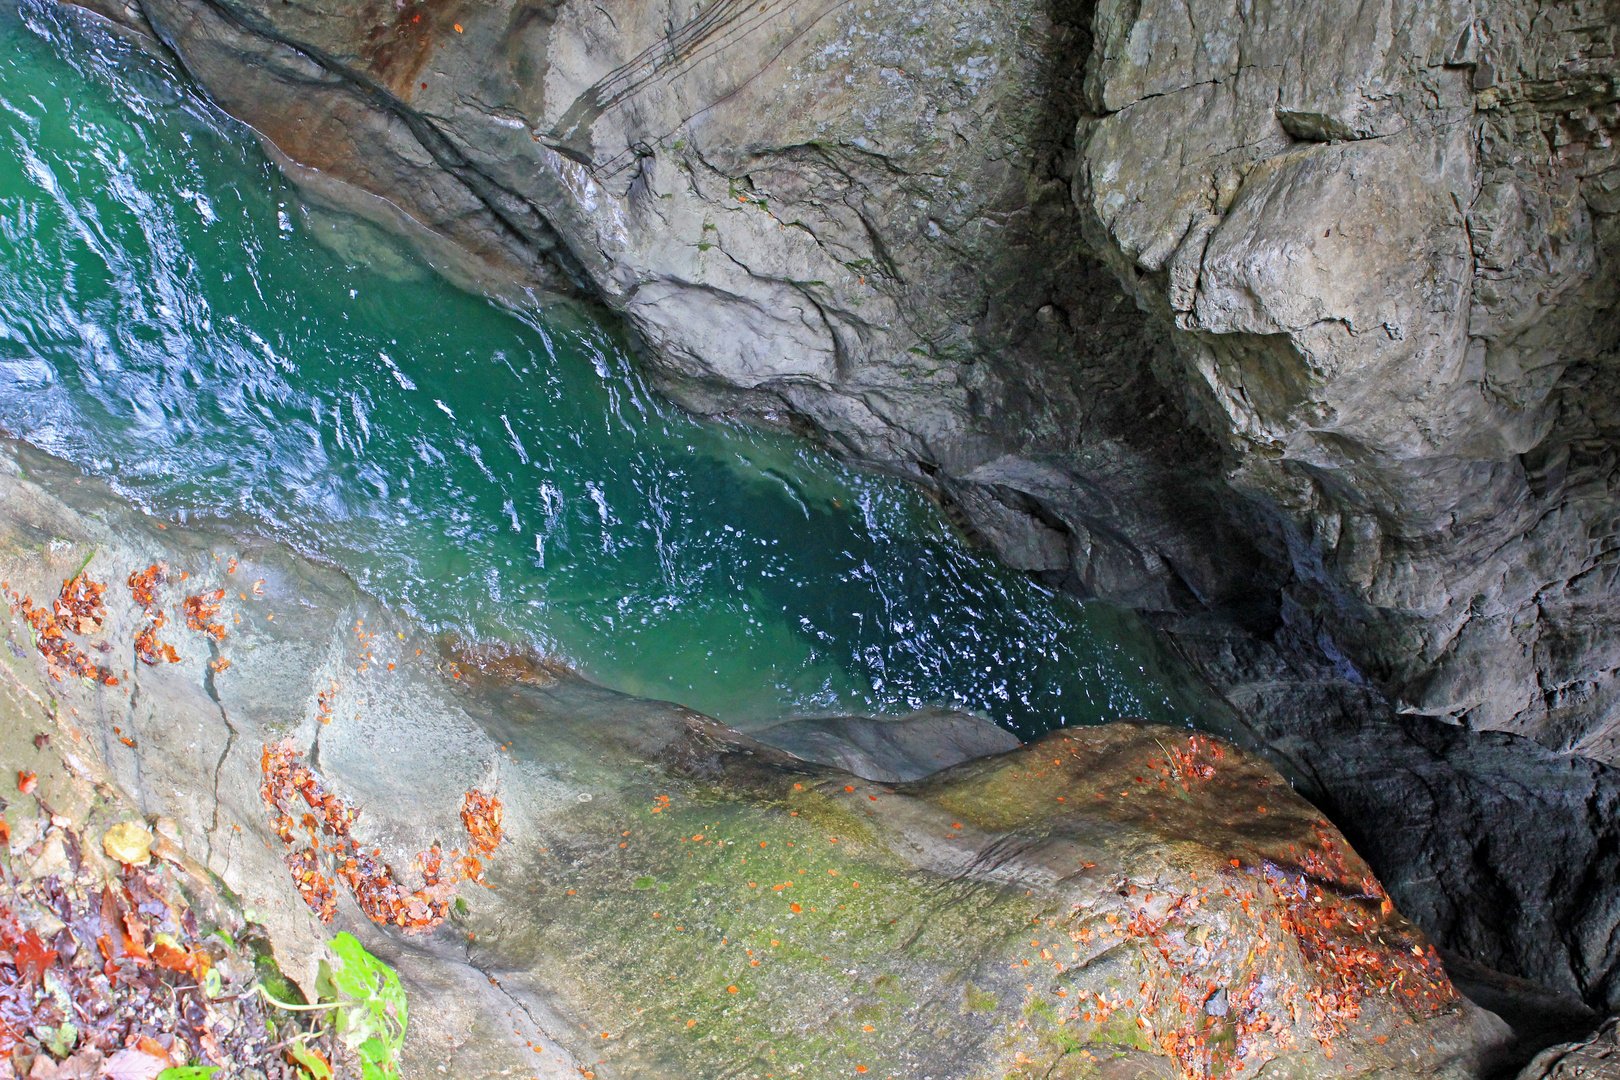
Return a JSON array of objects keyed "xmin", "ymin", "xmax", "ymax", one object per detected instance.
[{"xmin": 0, "ymin": 2, "xmax": 1205, "ymax": 738}]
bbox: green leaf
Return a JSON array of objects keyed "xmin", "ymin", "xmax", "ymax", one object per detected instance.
[
  {"xmin": 35, "ymin": 1021, "xmax": 76, "ymax": 1059},
  {"xmin": 285, "ymin": 1043, "xmax": 333, "ymax": 1080},
  {"xmin": 202, "ymin": 966, "xmax": 224, "ymax": 999},
  {"xmin": 318, "ymin": 933, "xmax": 407, "ymax": 1080},
  {"xmin": 156, "ymin": 1069, "xmax": 221, "ymax": 1080}
]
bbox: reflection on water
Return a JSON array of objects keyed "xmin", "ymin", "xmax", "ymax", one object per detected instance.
[{"xmin": 0, "ymin": 1, "xmax": 1206, "ymax": 737}]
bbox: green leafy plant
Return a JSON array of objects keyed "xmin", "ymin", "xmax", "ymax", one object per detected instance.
[
  {"xmin": 315, "ymin": 933, "xmax": 407, "ymax": 1080},
  {"xmin": 156, "ymin": 1069, "xmax": 221, "ymax": 1080}
]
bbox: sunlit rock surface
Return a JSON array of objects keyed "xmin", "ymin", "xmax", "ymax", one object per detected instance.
[{"xmin": 0, "ymin": 439, "xmax": 1521, "ymax": 1077}]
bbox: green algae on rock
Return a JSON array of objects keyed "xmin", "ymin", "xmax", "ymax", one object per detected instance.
[{"xmin": 0, "ymin": 438, "xmax": 1507, "ymax": 1078}]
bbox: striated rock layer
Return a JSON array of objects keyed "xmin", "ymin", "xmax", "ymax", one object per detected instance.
[
  {"xmin": 30, "ymin": 0, "xmax": 1620, "ymax": 1019},
  {"xmin": 0, "ymin": 437, "xmax": 1516, "ymax": 1078}
]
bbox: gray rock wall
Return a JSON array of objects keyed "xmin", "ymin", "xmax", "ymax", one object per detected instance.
[
  {"xmin": 37, "ymin": 0, "xmax": 1620, "ymax": 1017},
  {"xmin": 99, "ymin": 0, "xmax": 1620, "ymax": 764},
  {"xmin": 1074, "ymin": 0, "xmax": 1620, "ymax": 762}
]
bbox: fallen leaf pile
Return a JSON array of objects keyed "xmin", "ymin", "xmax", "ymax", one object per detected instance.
[
  {"xmin": 1266, "ymin": 830, "xmax": 1455, "ymax": 1046},
  {"xmin": 0, "ymin": 802, "xmax": 307, "ymax": 1077},
  {"xmin": 315, "ymin": 684, "xmax": 335, "ymax": 726},
  {"xmin": 1064, "ymin": 830, "xmax": 1457, "ymax": 1078},
  {"xmin": 260, "ymin": 741, "xmax": 503, "ymax": 934},
  {"xmin": 181, "ymin": 590, "xmax": 227, "ymax": 642},
  {"xmin": 1154, "ymin": 733, "xmax": 1221, "ymax": 787},
  {"xmin": 970, "ymin": 729, "xmax": 1468, "ymax": 1078},
  {"xmin": 460, "ymin": 790, "xmax": 502, "ymax": 858},
  {"xmin": 2, "ymin": 576, "xmax": 117, "ymax": 686},
  {"xmin": 127, "ymin": 565, "xmax": 179, "ymax": 667}
]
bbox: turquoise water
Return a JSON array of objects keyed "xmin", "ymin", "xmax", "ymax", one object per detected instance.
[{"xmin": 0, "ymin": 1, "xmax": 1203, "ymax": 737}]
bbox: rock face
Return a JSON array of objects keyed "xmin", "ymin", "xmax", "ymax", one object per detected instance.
[
  {"xmin": 36, "ymin": 0, "xmax": 1620, "ymax": 1020},
  {"xmin": 1515, "ymin": 1017, "xmax": 1620, "ymax": 1079},
  {"xmin": 753, "ymin": 708, "xmax": 1023, "ymax": 781},
  {"xmin": 0, "ymin": 438, "xmax": 1511, "ymax": 1078},
  {"xmin": 87, "ymin": 0, "xmax": 1620, "ymax": 759}
]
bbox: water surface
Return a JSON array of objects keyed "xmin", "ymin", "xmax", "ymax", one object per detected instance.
[{"xmin": 0, "ymin": 1, "xmax": 1205, "ymax": 738}]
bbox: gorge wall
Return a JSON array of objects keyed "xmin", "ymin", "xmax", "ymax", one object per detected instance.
[{"xmin": 39, "ymin": 0, "xmax": 1620, "ymax": 1024}]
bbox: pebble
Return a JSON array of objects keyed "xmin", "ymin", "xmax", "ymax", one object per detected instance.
[
  {"xmin": 26, "ymin": 831, "xmax": 71, "ymax": 879},
  {"xmin": 152, "ymin": 836, "xmax": 186, "ymax": 868}
]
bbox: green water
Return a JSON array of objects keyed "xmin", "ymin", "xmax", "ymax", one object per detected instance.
[{"xmin": 0, "ymin": 1, "xmax": 1204, "ymax": 737}]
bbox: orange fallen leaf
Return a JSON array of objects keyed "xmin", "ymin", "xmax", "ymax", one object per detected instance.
[
  {"xmin": 137, "ymin": 1036, "xmax": 175, "ymax": 1065},
  {"xmin": 151, "ymin": 936, "xmax": 195, "ymax": 973}
]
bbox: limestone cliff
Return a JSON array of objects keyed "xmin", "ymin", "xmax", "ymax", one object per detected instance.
[{"xmin": 36, "ymin": 0, "xmax": 1620, "ymax": 1020}]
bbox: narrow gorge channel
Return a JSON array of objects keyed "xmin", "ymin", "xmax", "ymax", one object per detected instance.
[
  {"xmin": 0, "ymin": 3, "xmax": 1198, "ymax": 738},
  {"xmin": 0, "ymin": 0, "xmax": 1614, "ymax": 1076}
]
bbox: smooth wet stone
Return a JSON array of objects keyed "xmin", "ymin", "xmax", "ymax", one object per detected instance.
[
  {"xmin": 1515, "ymin": 1018, "xmax": 1620, "ymax": 1080},
  {"xmin": 0, "ymin": 438, "xmax": 1514, "ymax": 1078},
  {"xmin": 753, "ymin": 708, "xmax": 1023, "ymax": 782}
]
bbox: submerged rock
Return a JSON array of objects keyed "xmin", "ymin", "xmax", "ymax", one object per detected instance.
[
  {"xmin": 0, "ymin": 439, "xmax": 1516, "ymax": 1076},
  {"xmin": 753, "ymin": 708, "xmax": 1023, "ymax": 782}
]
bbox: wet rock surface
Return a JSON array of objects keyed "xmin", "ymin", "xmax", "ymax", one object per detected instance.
[
  {"xmin": 752, "ymin": 708, "xmax": 1023, "ymax": 782},
  {"xmin": 31, "ymin": 0, "xmax": 1620, "ymax": 1023},
  {"xmin": 1515, "ymin": 1018, "xmax": 1620, "ymax": 1080},
  {"xmin": 0, "ymin": 440, "xmax": 1527, "ymax": 1076}
]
